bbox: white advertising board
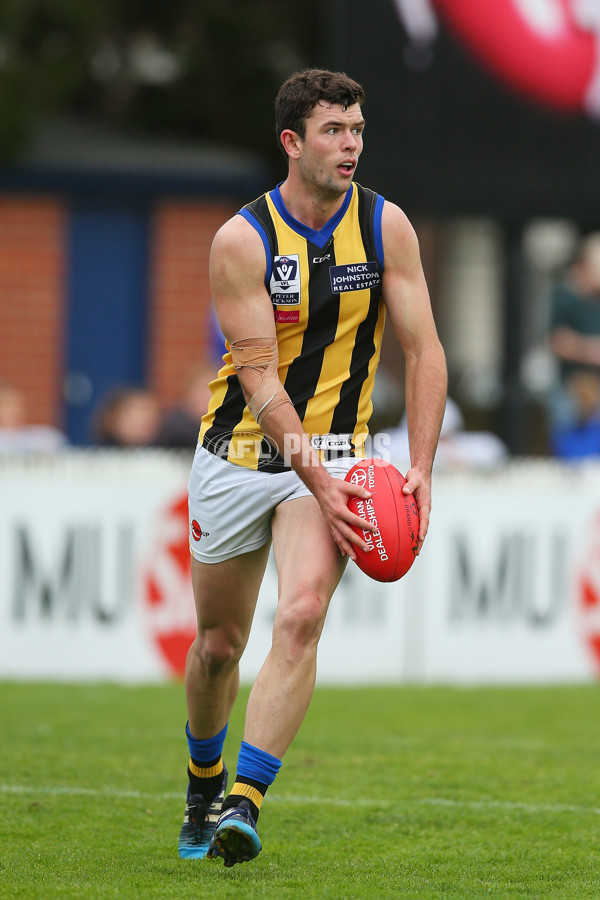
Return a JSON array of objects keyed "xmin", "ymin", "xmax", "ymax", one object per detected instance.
[
  {"xmin": 416, "ymin": 463, "xmax": 600, "ymax": 683},
  {"xmin": 0, "ymin": 453, "xmax": 599, "ymax": 684}
]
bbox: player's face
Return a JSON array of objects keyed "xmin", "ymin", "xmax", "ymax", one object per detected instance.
[{"xmin": 297, "ymin": 101, "xmax": 364, "ymax": 199}]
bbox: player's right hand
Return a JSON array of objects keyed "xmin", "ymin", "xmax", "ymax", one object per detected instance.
[{"xmin": 316, "ymin": 477, "xmax": 376, "ymax": 561}]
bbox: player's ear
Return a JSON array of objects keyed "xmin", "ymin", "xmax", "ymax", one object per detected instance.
[{"xmin": 280, "ymin": 129, "xmax": 301, "ymax": 159}]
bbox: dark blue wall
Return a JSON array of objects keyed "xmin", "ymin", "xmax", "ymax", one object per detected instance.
[{"xmin": 64, "ymin": 200, "xmax": 150, "ymax": 445}]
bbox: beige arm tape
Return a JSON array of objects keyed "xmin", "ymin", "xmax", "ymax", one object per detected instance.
[{"xmin": 230, "ymin": 337, "xmax": 293, "ymax": 427}]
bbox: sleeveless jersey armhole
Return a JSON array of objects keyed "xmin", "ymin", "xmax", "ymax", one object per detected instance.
[
  {"xmin": 237, "ymin": 207, "xmax": 274, "ymax": 285},
  {"xmin": 372, "ymin": 193, "xmax": 385, "ymax": 271}
]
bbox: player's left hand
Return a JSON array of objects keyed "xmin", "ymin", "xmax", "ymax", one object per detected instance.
[{"xmin": 401, "ymin": 466, "xmax": 431, "ymax": 554}]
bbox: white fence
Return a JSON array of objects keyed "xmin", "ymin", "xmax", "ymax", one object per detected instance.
[{"xmin": 1, "ymin": 451, "xmax": 599, "ymax": 684}]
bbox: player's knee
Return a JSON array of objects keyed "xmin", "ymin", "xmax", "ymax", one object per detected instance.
[
  {"xmin": 194, "ymin": 628, "xmax": 243, "ymax": 677},
  {"xmin": 275, "ymin": 589, "xmax": 326, "ymax": 652}
]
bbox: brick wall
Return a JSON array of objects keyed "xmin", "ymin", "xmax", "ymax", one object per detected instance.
[
  {"xmin": 148, "ymin": 201, "xmax": 237, "ymax": 405},
  {"xmin": 0, "ymin": 195, "xmax": 236, "ymax": 433},
  {"xmin": 0, "ymin": 197, "xmax": 66, "ymax": 426}
]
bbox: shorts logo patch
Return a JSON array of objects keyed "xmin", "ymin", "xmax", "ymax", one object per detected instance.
[
  {"xmin": 271, "ymin": 254, "xmax": 301, "ymax": 306},
  {"xmin": 329, "ymin": 261, "xmax": 381, "ymax": 293},
  {"xmin": 191, "ymin": 519, "xmax": 209, "ymax": 541}
]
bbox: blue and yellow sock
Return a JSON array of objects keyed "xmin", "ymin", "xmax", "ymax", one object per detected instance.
[
  {"xmin": 186, "ymin": 721, "xmax": 227, "ymax": 802},
  {"xmin": 221, "ymin": 740, "xmax": 282, "ymax": 821}
]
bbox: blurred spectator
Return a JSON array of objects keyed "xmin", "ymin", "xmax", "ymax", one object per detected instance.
[
  {"xmin": 92, "ymin": 387, "xmax": 161, "ymax": 447},
  {"xmin": 547, "ymin": 232, "xmax": 600, "ymax": 447},
  {"xmin": 156, "ymin": 364, "xmax": 213, "ymax": 449},
  {"xmin": 379, "ymin": 396, "xmax": 509, "ymax": 471},
  {"xmin": 0, "ymin": 382, "xmax": 68, "ymax": 454},
  {"xmin": 549, "ymin": 371, "xmax": 600, "ymax": 460}
]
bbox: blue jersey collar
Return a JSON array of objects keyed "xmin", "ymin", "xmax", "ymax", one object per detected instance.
[{"xmin": 270, "ymin": 182, "xmax": 354, "ymax": 251}]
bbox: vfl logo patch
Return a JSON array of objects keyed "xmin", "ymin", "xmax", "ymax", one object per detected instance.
[
  {"xmin": 271, "ymin": 254, "xmax": 301, "ymax": 306},
  {"xmin": 329, "ymin": 261, "xmax": 381, "ymax": 293}
]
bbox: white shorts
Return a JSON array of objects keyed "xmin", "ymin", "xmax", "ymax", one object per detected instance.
[{"xmin": 188, "ymin": 444, "xmax": 357, "ymax": 564}]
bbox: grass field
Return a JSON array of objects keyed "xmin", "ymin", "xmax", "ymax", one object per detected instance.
[{"xmin": 1, "ymin": 682, "xmax": 599, "ymax": 899}]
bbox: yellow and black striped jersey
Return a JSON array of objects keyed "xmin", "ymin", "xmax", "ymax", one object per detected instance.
[{"xmin": 200, "ymin": 181, "xmax": 386, "ymax": 472}]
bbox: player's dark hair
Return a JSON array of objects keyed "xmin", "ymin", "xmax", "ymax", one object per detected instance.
[{"xmin": 274, "ymin": 68, "xmax": 365, "ymax": 158}]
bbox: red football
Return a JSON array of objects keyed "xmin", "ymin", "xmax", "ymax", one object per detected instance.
[{"xmin": 345, "ymin": 458, "xmax": 419, "ymax": 582}]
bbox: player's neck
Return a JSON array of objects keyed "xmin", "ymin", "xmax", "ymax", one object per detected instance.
[{"xmin": 278, "ymin": 176, "xmax": 349, "ymax": 232}]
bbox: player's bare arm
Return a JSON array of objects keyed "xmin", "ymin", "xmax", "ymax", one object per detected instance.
[
  {"xmin": 209, "ymin": 215, "xmax": 376, "ymax": 559},
  {"xmin": 380, "ymin": 201, "xmax": 447, "ymax": 550}
]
